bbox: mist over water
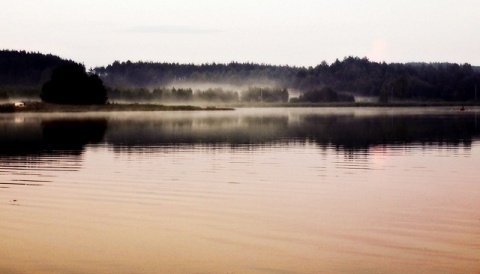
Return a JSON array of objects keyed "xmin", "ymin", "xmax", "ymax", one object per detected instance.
[
  {"xmin": 0, "ymin": 108, "xmax": 479, "ymax": 273},
  {"xmin": 164, "ymin": 80, "xmax": 282, "ymax": 92}
]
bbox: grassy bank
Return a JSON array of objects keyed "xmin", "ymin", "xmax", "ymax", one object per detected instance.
[{"xmin": 0, "ymin": 102, "xmax": 234, "ymax": 113}]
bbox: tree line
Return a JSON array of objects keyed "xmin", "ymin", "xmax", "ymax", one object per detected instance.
[
  {"xmin": 1, "ymin": 50, "xmax": 480, "ymax": 103},
  {"xmin": 94, "ymin": 60, "xmax": 298, "ymax": 88},
  {"xmin": 0, "ymin": 50, "xmax": 107, "ymax": 104},
  {"xmin": 0, "ymin": 50, "xmax": 73, "ymax": 86},
  {"xmin": 94, "ymin": 57, "xmax": 480, "ymax": 102}
]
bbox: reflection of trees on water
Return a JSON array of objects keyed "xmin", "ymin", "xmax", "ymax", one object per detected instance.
[
  {"xmin": 105, "ymin": 116, "xmax": 291, "ymax": 150},
  {"xmin": 105, "ymin": 111, "xmax": 480, "ymax": 153},
  {"xmin": 42, "ymin": 119, "xmax": 107, "ymax": 151},
  {"xmin": 0, "ymin": 117, "xmax": 107, "ymax": 187},
  {"xmin": 296, "ymin": 114, "xmax": 477, "ymax": 149},
  {"xmin": 0, "ymin": 118, "xmax": 107, "ymax": 156},
  {"xmin": 0, "ymin": 111, "xmax": 478, "ymax": 156}
]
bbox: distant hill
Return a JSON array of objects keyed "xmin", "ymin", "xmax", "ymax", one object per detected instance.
[
  {"xmin": 94, "ymin": 61, "xmax": 299, "ymax": 89},
  {"xmin": 0, "ymin": 50, "xmax": 76, "ymax": 100},
  {"xmin": 1, "ymin": 50, "xmax": 479, "ymax": 102},
  {"xmin": 94, "ymin": 57, "xmax": 480, "ymax": 102},
  {"xmin": 0, "ymin": 50, "xmax": 74, "ymax": 86}
]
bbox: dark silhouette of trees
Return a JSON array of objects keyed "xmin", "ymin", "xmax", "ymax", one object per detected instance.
[
  {"xmin": 0, "ymin": 50, "xmax": 75, "ymax": 100},
  {"xmin": 0, "ymin": 91, "xmax": 8, "ymax": 100},
  {"xmin": 195, "ymin": 88, "xmax": 239, "ymax": 102},
  {"xmin": 94, "ymin": 57, "xmax": 479, "ymax": 102},
  {"xmin": 41, "ymin": 63, "xmax": 107, "ymax": 105},
  {"xmin": 94, "ymin": 61, "xmax": 299, "ymax": 88},
  {"xmin": 0, "ymin": 50, "xmax": 73, "ymax": 86},
  {"xmin": 296, "ymin": 87, "xmax": 354, "ymax": 103},
  {"xmin": 2, "ymin": 50, "xmax": 479, "ymax": 103},
  {"xmin": 241, "ymin": 87, "xmax": 289, "ymax": 102},
  {"xmin": 297, "ymin": 57, "xmax": 480, "ymax": 102}
]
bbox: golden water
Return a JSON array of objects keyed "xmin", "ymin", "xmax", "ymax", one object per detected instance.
[{"xmin": 0, "ymin": 108, "xmax": 479, "ymax": 273}]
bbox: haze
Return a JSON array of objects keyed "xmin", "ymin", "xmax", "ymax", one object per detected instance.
[{"xmin": 1, "ymin": 0, "xmax": 479, "ymax": 68}]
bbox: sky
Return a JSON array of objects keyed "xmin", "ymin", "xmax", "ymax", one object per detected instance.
[{"xmin": 1, "ymin": 0, "xmax": 479, "ymax": 68}]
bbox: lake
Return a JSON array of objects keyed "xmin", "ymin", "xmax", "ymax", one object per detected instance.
[{"xmin": 0, "ymin": 107, "xmax": 479, "ymax": 273}]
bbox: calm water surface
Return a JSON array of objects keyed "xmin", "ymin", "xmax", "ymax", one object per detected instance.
[{"xmin": 0, "ymin": 108, "xmax": 479, "ymax": 273}]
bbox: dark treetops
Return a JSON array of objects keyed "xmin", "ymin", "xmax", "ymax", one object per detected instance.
[
  {"xmin": 95, "ymin": 57, "xmax": 480, "ymax": 102},
  {"xmin": 0, "ymin": 50, "xmax": 72, "ymax": 86},
  {"xmin": 2, "ymin": 50, "xmax": 479, "ymax": 103},
  {"xmin": 41, "ymin": 63, "xmax": 107, "ymax": 105}
]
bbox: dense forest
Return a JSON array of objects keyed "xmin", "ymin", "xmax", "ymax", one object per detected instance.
[
  {"xmin": 1, "ymin": 50, "xmax": 480, "ymax": 103},
  {"xmin": 0, "ymin": 50, "xmax": 75, "ymax": 100},
  {"xmin": 0, "ymin": 50, "xmax": 74, "ymax": 85},
  {"xmin": 95, "ymin": 57, "xmax": 480, "ymax": 102},
  {"xmin": 41, "ymin": 63, "xmax": 108, "ymax": 105}
]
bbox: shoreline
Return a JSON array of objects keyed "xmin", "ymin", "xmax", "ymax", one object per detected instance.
[
  {"xmin": 228, "ymin": 101, "xmax": 480, "ymax": 108},
  {"xmin": 0, "ymin": 101, "xmax": 478, "ymax": 113},
  {"xmin": 0, "ymin": 102, "xmax": 234, "ymax": 113}
]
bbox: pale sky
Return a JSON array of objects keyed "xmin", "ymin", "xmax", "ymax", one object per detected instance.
[{"xmin": 1, "ymin": 0, "xmax": 479, "ymax": 68}]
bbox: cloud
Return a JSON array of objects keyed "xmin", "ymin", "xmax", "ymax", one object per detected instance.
[{"xmin": 126, "ymin": 25, "xmax": 222, "ymax": 34}]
